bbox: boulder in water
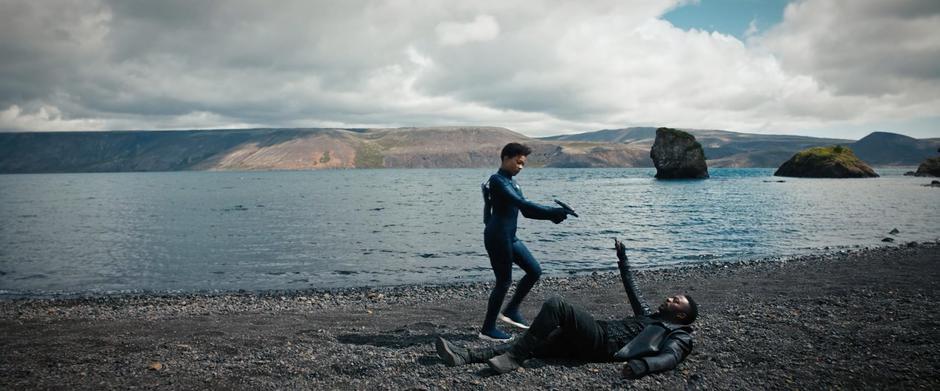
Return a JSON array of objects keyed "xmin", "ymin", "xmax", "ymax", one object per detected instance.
[
  {"xmin": 650, "ymin": 127, "xmax": 709, "ymax": 179},
  {"xmin": 913, "ymin": 157, "xmax": 940, "ymax": 177},
  {"xmin": 774, "ymin": 145, "xmax": 878, "ymax": 178}
]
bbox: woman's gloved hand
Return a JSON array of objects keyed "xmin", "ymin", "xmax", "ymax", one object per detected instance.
[{"xmin": 550, "ymin": 208, "xmax": 568, "ymax": 224}]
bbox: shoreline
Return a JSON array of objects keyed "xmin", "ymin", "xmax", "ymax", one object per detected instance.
[
  {"xmin": 2, "ymin": 242, "xmax": 938, "ymax": 389},
  {"xmin": 0, "ymin": 164, "xmax": 928, "ymax": 175},
  {"xmin": 1, "ymin": 240, "xmax": 932, "ymax": 303}
]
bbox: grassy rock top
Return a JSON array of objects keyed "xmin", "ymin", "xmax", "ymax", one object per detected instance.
[
  {"xmin": 791, "ymin": 145, "xmax": 864, "ymax": 165},
  {"xmin": 775, "ymin": 145, "xmax": 878, "ymax": 178}
]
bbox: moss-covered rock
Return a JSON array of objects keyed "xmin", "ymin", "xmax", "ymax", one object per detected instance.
[
  {"xmin": 774, "ymin": 145, "xmax": 879, "ymax": 178},
  {"xmin": 650, "ymin": 127, "xmax": 709, "ymax": 179}
]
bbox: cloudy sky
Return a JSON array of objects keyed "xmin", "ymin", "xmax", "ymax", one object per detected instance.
[{"xmin": 1, "ymin": 0, "xmax": 938, "ymax": 139}]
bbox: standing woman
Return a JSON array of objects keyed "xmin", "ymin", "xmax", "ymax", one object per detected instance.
[{"xmin": 479, "ymin": 143, "xmax": 568, "ymax": 341}]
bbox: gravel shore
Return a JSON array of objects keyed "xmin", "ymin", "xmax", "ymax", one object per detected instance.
[{"xmin": 2, "ymin": 242, "xmax": 939, "ymax": 390}]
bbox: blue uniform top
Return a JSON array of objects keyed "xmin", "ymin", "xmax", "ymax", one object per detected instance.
[{"xmin": 482, "ymin": 168, "xmax": 565, "ymax": 240}]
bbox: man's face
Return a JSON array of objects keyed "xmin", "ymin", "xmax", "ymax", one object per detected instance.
[
  {"xmin": 659, "ymin": 294, "xmax": 690, "ymax": 321},
  {"xmin": 501, "ymin": 155, "xmax": 527, "ymax": 176}
]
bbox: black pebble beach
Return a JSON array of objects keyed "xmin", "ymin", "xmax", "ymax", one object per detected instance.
[{"xmin": 2, "ymin": 242, "xmax": 938, "ymax": 389}]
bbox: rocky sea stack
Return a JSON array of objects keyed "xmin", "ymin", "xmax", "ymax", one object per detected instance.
[
  {"xmin": 774, "ymin": 145, "xmax": 879, "ymax": 178},
  {"xmin": 650, "ymin": 127, "xmax": 709, "ymax": 179},
  {"xmin": 913, "ymin": 156, "xmax": 940, "ymax": 177}
]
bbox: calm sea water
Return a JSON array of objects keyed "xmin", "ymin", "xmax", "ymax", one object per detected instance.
[{"xmin": 0, "ymin": 168, "xmax": 937, "ymax": 297}]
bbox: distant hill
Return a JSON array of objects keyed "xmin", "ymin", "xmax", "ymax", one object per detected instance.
[
  {"xmin": 2, "ymin": 126, "xmax": 934, "ymax": 173},
  {"xmin": 543, "ymin": 127, "xmax": 659, "ymax": 143},
  {"xmin": 848, "ymin": 131, "xmax": 940, "ymax": 166},
  {"xmin": 0, "ymin": 127, "xmax": 650, "ymax": 173},
  {"xmin": 543, "ymin": 127, "xmax": 938, "ymax": 167}
]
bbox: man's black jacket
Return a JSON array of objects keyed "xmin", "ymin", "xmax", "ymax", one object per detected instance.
[{"xmin": 613, "ymin": 254, "xmax": 694, "ymax": 378}]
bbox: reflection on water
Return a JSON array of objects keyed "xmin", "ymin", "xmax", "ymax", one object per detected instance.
[{"xmin": 0, "ymin": 167, "xmax": 937, "ymax": 296}]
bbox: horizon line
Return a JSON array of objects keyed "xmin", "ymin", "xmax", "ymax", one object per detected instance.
[{"xmin": 1, "ymin": 126, "xmax": 934, "ymax": 141}]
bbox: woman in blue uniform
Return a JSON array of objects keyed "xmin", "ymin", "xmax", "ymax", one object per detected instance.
[{"xmin": 479, "ymin": 143, "xmax": 568, "ymax": 341}]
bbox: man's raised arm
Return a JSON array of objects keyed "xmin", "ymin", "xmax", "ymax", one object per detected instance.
[{"xmin": 614, "ymin": 238, "xmax": 651, "ymax": 317}]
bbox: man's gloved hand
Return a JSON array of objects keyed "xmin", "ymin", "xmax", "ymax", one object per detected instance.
[
  {"xmin": 614, "ymin": 238, "xmax": 628, "ymax": 263},
  {"xmin": 621, "ymin": 362, "xmax": 635, "ymax": 379},
  {"xmin": 550, "ymin": 208, "xmax": 568, "ymax": 224},
  {"xmin": 621, "ymin": 360, "xmax": 646, "ymax": 379}
]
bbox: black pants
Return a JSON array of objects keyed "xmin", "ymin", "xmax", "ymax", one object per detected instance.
[
  {"xmin": 482, "ymin": 236, "xmax": 542, "ymax": 331},
  {"xmin": 520, "ymin": 295, "xmax": 611, "ymax": 361}
]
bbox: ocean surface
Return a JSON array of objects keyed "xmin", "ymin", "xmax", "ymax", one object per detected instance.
[{"xmin": 0, "ymin": 168, "xmax": 937, "ymax": 297}]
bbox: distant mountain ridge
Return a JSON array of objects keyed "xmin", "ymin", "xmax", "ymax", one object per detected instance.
[
  {"xmin": 848, "ymin": 131, "xmax": 940, "ymax": 166},
  {"xmin": 0, "ymin": 127, "xmax": 649, "ymax": 173},
  {"xmin": 543, "ymin": 127, "xmax": 939, "ymax": 168},
  {"xmin": 0, "ymin": 126, "xmax": 935, "ymax": 173}
]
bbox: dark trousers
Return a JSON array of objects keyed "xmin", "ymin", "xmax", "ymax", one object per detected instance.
[
  {"xmin": 521, "ymin": 296, "xmax": 611, "ymax": 361},
  {"xmin": 467, "ymin": 296, "xmax": 612, "ymax": 363},
  {"xmin": 482, "ymin": 236, "xmax": 542, "ymax": 330}
]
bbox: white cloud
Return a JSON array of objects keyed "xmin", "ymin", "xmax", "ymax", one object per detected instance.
[
  {"xmin": 752, "ymin": 0, "xmax": 940, "ymax": 135},
  {"xmin": 436, "ymin": 14, "xmax": 500, "ymax": 46},
  {"xmin": 758, "ymin": 0, "xmax": 940, "ymax": 98},
  {"xmin": 745, "ymin": 19, "xmax": 758, "ymax": 37},
  {"xmin": 0, "ymin": 104, "xmax": 105, "ymax": 131},
  {"xmin": 0, "ymin": 0, "xmax": 937, "ymax": 139}
]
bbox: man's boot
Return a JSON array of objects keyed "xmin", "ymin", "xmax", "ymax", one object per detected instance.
[
  {"xmin": 486, "ymin": 331, "xmax": 541, "ymax": 374},
  {"xmin": 436, "ymin": 337, "xmax": 510, "ymax": 366},
  {"xmin": 435, "ymin": 337, "xmax": 470, "ymax": 366}
]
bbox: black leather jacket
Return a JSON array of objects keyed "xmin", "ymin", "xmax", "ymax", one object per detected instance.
[
  {"xmin": 482, "ymin": 169, "xmax": 566, "ymax": 240},
  {"xmin": 612, "ymin": 255, "xmax": 694, "ymax": 378}
]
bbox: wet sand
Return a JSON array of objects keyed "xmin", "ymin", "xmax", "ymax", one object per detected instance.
[{"xmin": 2, "ymin": 242, "xmax": 938, "ymax": 390}]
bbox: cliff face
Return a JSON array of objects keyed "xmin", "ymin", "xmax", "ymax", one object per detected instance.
[
  {"xmin": 649, "ymin": 127, "xmax": 709, "ymax": 179},
  {"xmin": 0, "ymin": 127, "xmax": 651, "ymax": 173}
]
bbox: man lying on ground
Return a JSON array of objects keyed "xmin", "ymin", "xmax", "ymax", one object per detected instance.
[{"xmin": 435, "ymin": 238, "xmax": 698, "ymax": 379}]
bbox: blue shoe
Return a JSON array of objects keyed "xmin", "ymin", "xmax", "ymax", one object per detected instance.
[
  {"xmin": 478, "ymin": 327, "xmax": 513, "ymax": 342},
  {"xmin": 498, "ymin": 310, "xmax": 530, "ymax": 329}
]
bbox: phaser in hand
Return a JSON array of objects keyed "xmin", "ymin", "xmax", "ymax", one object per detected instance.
[{"xmin": 554, "ymin": 199, "xmax": 579, "ymax": 218}]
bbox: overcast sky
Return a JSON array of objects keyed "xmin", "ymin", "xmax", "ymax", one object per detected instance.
[{"xmin": 1, "ymin": 0, "xmax": 938, "ymax": 139}]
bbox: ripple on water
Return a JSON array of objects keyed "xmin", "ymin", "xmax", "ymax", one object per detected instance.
[{"xmin": 0, "ymin": 168, "xmax": 937, "ymax": 294}]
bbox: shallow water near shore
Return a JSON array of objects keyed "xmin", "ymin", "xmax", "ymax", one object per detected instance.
[{"xmin": 0, "ymin": 167, "xmax": 937, "ymax": 297}]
